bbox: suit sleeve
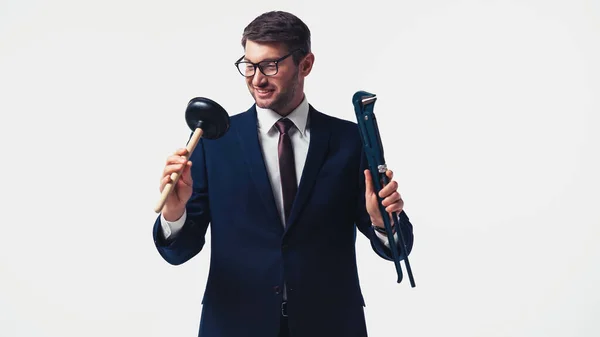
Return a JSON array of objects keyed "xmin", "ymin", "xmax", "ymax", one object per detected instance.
[
  {"xmin": 354, "ymin": 147, "xmax": 414, "ymax": 262},
  {"xmin": 152, "ymin": 137, "xmax": 211, "ymax": 265}
]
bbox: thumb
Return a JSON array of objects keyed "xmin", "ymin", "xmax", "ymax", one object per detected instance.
[
  {"xmin": 364, "ymin": 169, "xmax": 374, "ymax": 196},
  {"xmin": 179, "ymin": 160, "xmax": 193, "ymax": 186}
]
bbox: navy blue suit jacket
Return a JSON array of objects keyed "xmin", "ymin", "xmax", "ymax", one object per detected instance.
[{"xmin": 152, "ymin": 104, "xmax": 414, "ymax": 337}]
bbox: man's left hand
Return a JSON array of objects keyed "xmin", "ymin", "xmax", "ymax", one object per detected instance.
[{"xmin": 364, "ymin": 169, "xmax": 404, "ymax": 229}]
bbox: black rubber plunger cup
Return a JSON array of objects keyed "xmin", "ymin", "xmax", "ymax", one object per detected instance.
[{"xmin": 154, "ymin": 97, "xmax": 230, "ymax": 213}]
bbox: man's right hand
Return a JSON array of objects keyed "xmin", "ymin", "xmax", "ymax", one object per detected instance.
[{"xmin": 160, "ymin": 148, "xmax": 193, "ymax": 221}]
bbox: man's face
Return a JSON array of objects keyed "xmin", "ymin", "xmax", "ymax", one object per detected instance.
[{"xmin": 242, "ymin": 40, "xmax": 311, "ymax": 115}]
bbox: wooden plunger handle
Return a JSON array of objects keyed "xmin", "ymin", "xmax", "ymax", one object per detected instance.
[{"xmin": 154, "ymin": 127, "xmax": 204, "ymax": 213}]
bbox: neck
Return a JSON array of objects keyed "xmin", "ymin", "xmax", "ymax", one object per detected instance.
[{"xmin": 275, "ymin": 93, "xmax": 305, "ymax": 117}]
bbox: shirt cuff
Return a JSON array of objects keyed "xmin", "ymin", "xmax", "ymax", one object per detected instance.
[
  {"xmin": 374, "ymin": 226, "xmax": 398, "ymax": 249},
  {"xmin": 160, "ymin": 210, "xmax": 187, "ymax": 240}
]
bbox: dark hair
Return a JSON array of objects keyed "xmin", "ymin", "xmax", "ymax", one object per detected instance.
[{"xmin": 241, "ymin": 11, "xmax": 311, "ymax": 64}]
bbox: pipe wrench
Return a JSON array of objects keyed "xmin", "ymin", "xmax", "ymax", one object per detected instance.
[{"xmin": 352, "ymin": 90, "xmax": 416, "ymax": 287}]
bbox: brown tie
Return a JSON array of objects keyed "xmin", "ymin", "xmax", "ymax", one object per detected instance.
[{"xmin": 275, "ymin": 118, "xmax": 297, "ymax": 225}]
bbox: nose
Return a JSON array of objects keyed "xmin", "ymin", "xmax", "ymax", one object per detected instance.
[{"xmin": 251, "ymin": 69, "xmax": 267, "ymax": 87}]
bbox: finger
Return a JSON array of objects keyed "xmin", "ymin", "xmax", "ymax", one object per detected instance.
[
  {"xmin": 160, "ymin": 175, "xmax": 172, "ymax": 192},
  {"xmin": 381, "ymin": 191, "xmax": 402, "ymax": 207},
  {"xmin": 166, "ymin": 148, "xmax": 190, "ymax": 164},
  {"xmin": 166, "ymin": 154, "xmax": 189, "ymax": 165},
  {"xmin": 386, "ymin": 169, "xmax": 394, "ymax": 180},
  {"xmin": 163, "ymin": 162, "xmax": 186, "ymax": 178},
  {"xmin": 386, "ymin": 199, "xmax": 404, "ymax": 213},
  {"xmin": 160, "ymin": 166, "xmax": 181, "ymax": 190},
  {"xmin": 378, "ymin": 180, "xmax": 398, "ymax": 198},
  {"xmin": 160, "ymin": 162, "xmax": 192, "ymax": 191},
  {"xmin": 384, "ymin": 195, "xmax": 404, "ymax": 212},
  {"xmin": 174, "ymin": 148, "xmax": 189, "ymax": 157}
]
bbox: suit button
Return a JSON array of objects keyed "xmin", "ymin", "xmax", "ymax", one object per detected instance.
[{"xmin": 273, "ymin": 286, "xmax": 280, "ymax": 294}]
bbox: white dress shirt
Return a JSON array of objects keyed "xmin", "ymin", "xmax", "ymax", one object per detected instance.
[{"xmin": 159, "ymin": 96, "xmax": 397, "ymax": 247}]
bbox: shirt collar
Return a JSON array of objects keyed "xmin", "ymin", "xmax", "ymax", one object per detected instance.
[{"xmin": 256, "ymin": 95, "xmax": 310, "ymax": 136}]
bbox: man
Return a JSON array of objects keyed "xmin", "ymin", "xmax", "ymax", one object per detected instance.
[{"xmin": 153, "ymin": 10, "xmax": 414, "ymax": 337}]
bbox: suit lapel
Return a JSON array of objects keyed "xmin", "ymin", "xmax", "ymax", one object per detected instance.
[
  {"xmin": 285, "ymin": 106, "xmax": 331, "ymax": 234},
  {"xmin": 235, "ymin": 106, "xmax": 283, "ymax": 232}
]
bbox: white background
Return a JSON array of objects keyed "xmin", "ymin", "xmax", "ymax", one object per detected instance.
[{"xmin": 1, "ymin": 0, "xmax": 599, "ymax": 336}]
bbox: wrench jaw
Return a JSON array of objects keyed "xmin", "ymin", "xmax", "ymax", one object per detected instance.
[
  {"xmin": 361, "ymin": 94, "xmax": 377, "ymax": 106},
  {"xmin": 352, "ymin": 90, "xmax": 377, "ymax": 108}
]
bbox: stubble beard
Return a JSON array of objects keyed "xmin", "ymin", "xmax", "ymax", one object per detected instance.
[{"xmin": 251, "ymin": 68, "xmax": 299, "ymax": 115}]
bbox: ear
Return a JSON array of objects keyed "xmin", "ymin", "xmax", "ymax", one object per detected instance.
[{"xmin": 300, "ymin": 52, "xmax": 315, "ymax": 76}]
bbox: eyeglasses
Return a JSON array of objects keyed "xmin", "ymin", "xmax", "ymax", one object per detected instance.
[{"xmin": 234, "ymin": 49, "xmax": 302, "ymax": 77}]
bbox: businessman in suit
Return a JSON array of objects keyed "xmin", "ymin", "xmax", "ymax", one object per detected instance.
[{"xmin": 153, "ymin": 10, "xmax": 414, "ymax": 337}]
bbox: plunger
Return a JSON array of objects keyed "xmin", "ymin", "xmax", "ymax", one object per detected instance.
[{"xmin": 154, "ymin": 97, "xmax": 230, "ymax": 213}]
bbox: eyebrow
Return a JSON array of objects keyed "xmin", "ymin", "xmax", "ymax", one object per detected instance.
[{"xmin": 242, "ymin": 55, "xmax": 283, "ymax": 63}]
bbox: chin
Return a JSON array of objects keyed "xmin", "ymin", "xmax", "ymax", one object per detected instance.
[
  {"xmin": 253, "ymin": 94, "xmax": 277, "ymax": 109},
  {"xmin": 254, "ymin": 99, "xmax": 271, "ymax": 109}
]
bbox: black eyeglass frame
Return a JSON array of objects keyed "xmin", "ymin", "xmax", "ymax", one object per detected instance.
[{"xmin": 234, "ymin": 49, "xmax": 304, "ymax": 77}]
